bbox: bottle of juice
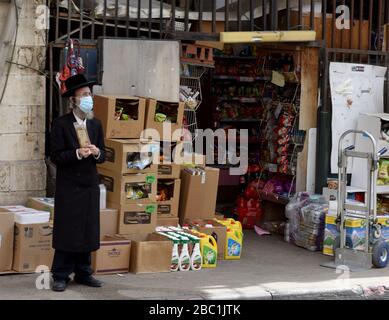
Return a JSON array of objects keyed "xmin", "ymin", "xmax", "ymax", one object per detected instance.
[{"xmin": 225, "ymin": 227, "xmax": 243, "ymax": 260}]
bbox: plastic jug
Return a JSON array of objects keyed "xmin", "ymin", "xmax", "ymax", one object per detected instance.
[
  {"xmin": 225, "ymin": 227, "xmax": 243, "ymax": 260},
  {"xmin": 198, "ymin": 233, "xmax": 218, "ymax": 268},
  {"xmin": 216, "ymin": 218, "xmax": 243, "ymax": 233}
]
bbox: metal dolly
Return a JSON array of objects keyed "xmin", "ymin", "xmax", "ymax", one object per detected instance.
[{"xmin": 323, "ymin": 130, "xmax": 389, "ymax": 271}]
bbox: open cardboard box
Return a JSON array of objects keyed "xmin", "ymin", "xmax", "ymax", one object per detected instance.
[
  {"xmin": 92, "ymin": 235, "xmax": 131, "ymax": 275},
  {"xmin": 108, "ymin": 202, "xmax": 157, "ymax": 235},
  {"xmin": 98, "ymin": 138, "xmax": 159, "ymax": 175},
  {"xmin": 184, "ymin": 218, "xmax": 227, "ymax": 260},
  {"xmin": 94, "ymin": 95, "xmax": 146, "ymax": 139},
  {"xmin": 143, "ymin": 99, "xmax": 184, "ymax": 142},
  {"xmin": 157, "ymin": 179, "xmax": 180, "ymax": 218},
  {"xmin": 178, "ymin": 167, "xmax": 219, "ymax": 224},
  {"xmin": 156, "ymin": 216, "xmax": 179, "ymax": 227},
  {"xmin": 100, "ymin": 208, "xmax": 119, "ymax": 239},
  {"xmin": 98, "ymin": 167, "xmax": 157, "ymax": 205},
  {"xmin": 26, "ymin": 198, "xmax": 55, "ymax": 220},
  {"xmin": 122, "ymin": 233, "xmax": 173, "ymax": 274}
]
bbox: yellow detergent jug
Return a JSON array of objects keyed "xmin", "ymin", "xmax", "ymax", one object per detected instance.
[
  {"xmin": 216, "ymin": 218, "xmax": 243, "ymax": 233},
  {"xmin": 190, "ymin": 230, "xmax": 218, "ymax": 268},
  {"xmin": 225, "ymin": 227, "xmax": 243, "ymax": 260}
]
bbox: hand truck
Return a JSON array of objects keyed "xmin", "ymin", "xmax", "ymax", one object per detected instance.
[{"xmin": 332, "ymin": 130, "xmax": 389, "ymax": 270}]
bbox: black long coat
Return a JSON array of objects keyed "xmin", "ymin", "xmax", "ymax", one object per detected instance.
[{"xmin": 50, "ymin": 112, "xmax": 105, "ymax": 253}]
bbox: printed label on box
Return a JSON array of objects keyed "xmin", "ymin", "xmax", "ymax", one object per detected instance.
[
  {"xmin": 105, "ymin": 147, "xmax": 115, "ymax": 163},
  {"xmin": 158, "ymin": 204, "xmax": 171, "ymax": 214},
  {"xmin": 158, "ymin": 165, "xmax": 173, "ymax": 175},
  {"xmin": 146, "ymin": 175, "xmax": 156, "ymax": 184},
  {"xmin": 108, "ymin": 248, "xmax": 122, "ymax": 257},
  {"xmin": 99, "ymin": 175, "xmax": 114, "ymax": 192},
  {"xmin": 123, "ymin": 212, "xmax": 151, "ymax": 225},
  {"xmin": 145, "ymin": 205, "xmax": 156, "ymax": 214}
]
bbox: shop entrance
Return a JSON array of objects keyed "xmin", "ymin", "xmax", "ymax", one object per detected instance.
[{"xmin": 192, "ymin": 41, "xmax": 319, "ymax": 233}]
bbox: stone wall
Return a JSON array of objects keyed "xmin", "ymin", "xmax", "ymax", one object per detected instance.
[{"xmin": 0, "ymin": 1, "xmax": 47, "ymax": 205}]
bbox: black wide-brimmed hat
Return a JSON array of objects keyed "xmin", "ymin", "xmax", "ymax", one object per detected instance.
[{"xmin": 62, "ymin": 74, "xmax": 96, "ymax": 97}]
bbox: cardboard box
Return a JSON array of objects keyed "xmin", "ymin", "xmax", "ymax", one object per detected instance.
[
  {"xmin": 100, "ymin": 208, "xmax": 119, "ymax": 239},
  {"xmin": 323, "ymin": 214, "xmax": 371, "ymax": 256},
  {"xmin": 98, "ymin": 138, "xmax": 159, "ymax": 175},
  {"xmin": 0, "ymin": 206, "xmax": 36, "ymax": 212},
  {"xmin": 0, "ymin": 212, "xmax": 14, "ymax": 272},
  {"xmin": 178, "ymin": 167, "xmax": 219, "ymax": 224},
  {"xmin": 13, "ymin": 222, "xmax": 54, "ymax": 272},
  {"xmin": 125, "ymin": 233, "xmax": 173, "ymax": 274},
  {"xmin": 108, "ymin": 202, "xmax": 158, "ymax": 235},
  {"xmin": 158, "ymin": 164, "xmax": 181, "ymax": 179},
  {"xmin": 98, "ymin": 167, "xmax": 157, "ymax": 205},
  {"xmin": 157, "ymin": 179, "xmax": 180, "ymax": 218},
  {"xmin": 156, "ymin": 216, "xmax": 179, "ymax": 227},
  {"xmin": 26, "ymin": 198, "xmax": 55, "ymax": 220},
  {"xmin": 94, "ymin": 95, "xmax": 146, "ymax": 139},
  {"xmin": 92, "ymin": 236, "xmax": 131, "ymax": 275},
  {"xmin": 143, "ymin": 99, "xmax": 184, "ymax": 141},
  {"xmin": 184, "ymin": 218, "xmax": 227, "ymax": 260}
]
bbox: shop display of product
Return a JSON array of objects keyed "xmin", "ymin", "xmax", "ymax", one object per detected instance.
[
  {"xmin": 125, "ymin": 184, "xmax": 150, "ymax": 200},
  {"xmin": 378, "ymin": 159, "xmax": 389, "ymax": 185},
  {"xmin": 127, "ymin": 153, "xmax": 153, "ymax": 170}
]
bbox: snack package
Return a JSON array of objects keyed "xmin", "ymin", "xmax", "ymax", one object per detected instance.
[
  {"xmin": 378, "ymin": 160, "xmax": 389, "ymax": 185},
  {"xmin": 73, "ymin": 122, "xmax": 91, "ymax": 147}
]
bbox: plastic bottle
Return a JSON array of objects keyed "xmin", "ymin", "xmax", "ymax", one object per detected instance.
[
  {"xmin": 156, "ymin": 232, "xmax": 180, "ymax": 272},
  {"xmin": 190, "ymin": 239, "xmax": 202, "ymax": 271},
  {"xmin": 201, "ymin": 234, "xmax": 218, "ymax": 268},
  {"xmin": 170, "ymin": 238, "xmax": 180, "ymax": 272},
  {"xmin": 174, "ymin": 231, "xmax": 203, "ymax": 271},
  {"xmin": 178, "ymin": 237, "xmax": 191, "ymax": 272},
  {"xmin": 99, "ymin": 184, "xmax": 107, "ymax": 210},
  {"xmin": 225, "ymin": 227, "xmax": 243, "ymax": 260}
]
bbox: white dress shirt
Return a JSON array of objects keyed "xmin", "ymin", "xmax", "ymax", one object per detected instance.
[{"xmin": 74, "ymin": 111, "xmax": 100, "ymax": 160}]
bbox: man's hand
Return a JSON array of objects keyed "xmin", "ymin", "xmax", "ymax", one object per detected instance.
[
  {"xmin": 78, "ymin": 147, "xmax": 92, "ymax": 158},
  {"xmin": 87, "ymin": 144, "xmax": 100, "ymax": 157}
]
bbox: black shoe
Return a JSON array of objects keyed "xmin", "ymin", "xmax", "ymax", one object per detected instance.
[
  {"xmin": 74, "ymin": 276, "xmax": 103, "ymax": 288},
  {"xmin": 52, "ymin": 280, "xmax": 67, "ymax": 292}
]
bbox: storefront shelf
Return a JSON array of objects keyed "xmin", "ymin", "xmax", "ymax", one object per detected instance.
[{"xmin": 213, "ymin": 75, "xmax": 271, "ymax": 82}]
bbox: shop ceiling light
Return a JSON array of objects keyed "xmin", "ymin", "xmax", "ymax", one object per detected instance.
[{"xmin": 220, "ymin": 31, "xmax": 316, "ymax": 43}]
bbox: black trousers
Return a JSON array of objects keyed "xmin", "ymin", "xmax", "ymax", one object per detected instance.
[{"xmin": 51, "ymin": 250, "xmax": 93, "ymax": 281}]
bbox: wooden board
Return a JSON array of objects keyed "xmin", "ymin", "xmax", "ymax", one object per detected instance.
[
  {"xmin": 99, "ymin": 39, "xmax": 180, "ymax": 102},
  {"xmin": 296, "ymin": 47, "xmax": 319, "ymax": 192}
]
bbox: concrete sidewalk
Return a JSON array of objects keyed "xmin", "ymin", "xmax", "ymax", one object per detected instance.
[{"xmin": 1, "ymin": 232, "xmax": 389, "ymax": 300}]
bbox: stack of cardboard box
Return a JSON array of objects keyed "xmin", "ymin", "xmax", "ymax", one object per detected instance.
[
  {"xmin": 0, "ymin": 205, "xmax": 53, "ymax": 273},
  {"xmin": 93, "ymin": 95, "xmax": 186, "ymax": 274}
]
